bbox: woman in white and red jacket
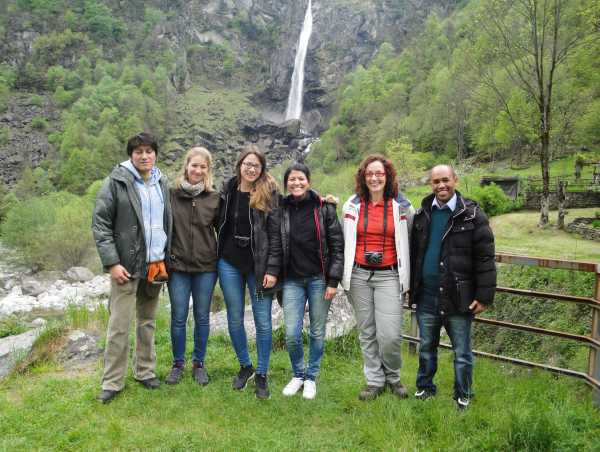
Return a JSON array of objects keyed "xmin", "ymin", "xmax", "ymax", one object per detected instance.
[{"xmin": 341, "ymin": 154, "xmax": 414, "ymax": 402}]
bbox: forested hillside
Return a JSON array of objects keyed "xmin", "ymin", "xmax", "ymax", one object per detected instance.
[{"xmin": 309, "ymin": 0, "xmax": 600, "ymax": 176}]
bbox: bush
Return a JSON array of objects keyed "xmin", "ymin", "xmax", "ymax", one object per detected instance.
[
  {"xmin": 31, "ymin": 116, "xmax": 48, "ymax": 130},
  {"xmin": 466, "ymin": 183, "xmax": 521, "ymax": 217},
  {"xmin": 1, "ymin": 192, "xmax": 95, "ymax": 270},
  {"xmin": 29, "ymin": 94, "xmax": 44, "ymax": 107},
  {"xmin": 0, "ymin": 126, "xmax": 10, "ymax": 145}
]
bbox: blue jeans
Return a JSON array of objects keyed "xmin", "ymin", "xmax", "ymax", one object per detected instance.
[
  {"xmin": 416, "ymin": 308, "xmax": 474, "ymax": 399},
  {"xmin": 282, "ymin": 276, "xmax": 330, "ymax": 381},
  {"xmin": 218, "ymin": 258, "xmax": 273, "ymax": 375},
  {"xmin": 168, "ymin": 271, "xmax": 218, "ymax": 365}
]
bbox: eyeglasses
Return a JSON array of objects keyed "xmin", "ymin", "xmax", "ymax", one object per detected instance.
[
  {"xmin": 242, "ymin": 162, "xmax": 262, "ymax": 170},
  {"xmin": 365, "ymin": 171, "xmax": 386, "ymax": 179}
]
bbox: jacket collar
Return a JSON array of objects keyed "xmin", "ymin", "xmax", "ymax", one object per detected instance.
[
  {"xmin": 350, "ymin": 192, "xmax": 411, "ymax": 209},
  {"xmin": 283, "ymin": 189, "xmax": 321, "ymax": 207},
  {"xmin": 420, "ymin": 190, "xmax": 469, "ymax": 219}
]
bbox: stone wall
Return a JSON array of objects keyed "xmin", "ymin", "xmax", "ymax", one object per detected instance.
[
  {"xmin": 524, "ymin": 191, "xmax": 600, "ymax": 209},
  {"xmin": 566, "ymin": 217, "xmax": 600, "ymax": 242}
]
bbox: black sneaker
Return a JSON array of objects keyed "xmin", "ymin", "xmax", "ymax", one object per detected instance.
[
  {"xmin": 456, "ymin": 397, "xmax": 470, "ymax": 411},
  {"xmin": 165, "ymin": 365, "xmax": 184, "ymax": 385},
  {"xmin": 136, "ymin": 377, "xmax": 161, "ymax": 390},
  {"xmin": 232, "ymin": 365, "xmax": 255, "ymax": 390},
  {"xmin": 96, "ymin": 389, "xmax": 120, "ymax": 404},
  {"xmin": 414, "ymin": 389, "xmax": 436, "ymax": 400},
  {"xmin": 192, "ymin": 363, "xmax": 209, "ymax": 386},
  {"xmin": 255, "ymin": 373, "xmax": 270, "ymax": 400}
]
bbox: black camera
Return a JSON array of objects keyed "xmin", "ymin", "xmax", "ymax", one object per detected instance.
[
  {"xmin": 364, "ymin": 251, "xmax": 383, "ymax": 265},
  {"xmin": 234, "ymin": 235, "xmax": 250, "ymax": 248}
]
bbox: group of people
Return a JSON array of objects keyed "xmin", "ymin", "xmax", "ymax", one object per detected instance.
[{"xmin": 92, "ymin": 132, "xmax": 496, "ymax": 411}]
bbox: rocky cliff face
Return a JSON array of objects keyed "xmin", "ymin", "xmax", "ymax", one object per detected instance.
[{"xmin": 0, "ymin": 0, "xmax": 458, "ymax": 186}]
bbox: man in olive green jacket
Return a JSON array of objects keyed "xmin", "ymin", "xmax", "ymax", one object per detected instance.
[{"xmin": 92, "ymin": 132, "xmax": 172, "ymax": 403}]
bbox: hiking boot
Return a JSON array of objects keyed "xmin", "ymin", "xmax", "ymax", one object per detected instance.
[
  {"xmin": 232, "ymin": 365, "xmax": 255, "ymax": 390},
  {"xmin": 358, "ymin": 385, "xmax": 385, "ymax": 401},
  {"xmin": 255, "ymin": 373, "xmax": 270, "ymax": 400},
  {"xmin": 165, "ymin": 365, "xmax": 184, "ymax": 385},
  {"xmin": 387, "ymin": 381, "xmax": 408, "ymax": 399},
  {"xmin": 192, "ymin": 362, "xmax": 209, "ymax": 386},
  {"xmin": 137, "ymin": 377, "xmax": 161, "ymax": 390},
  {"xmin": 282, "ymin": 377, "xmax": 304, "ymax": 396},
  {"xmin": 96, "ymin": 389, "xmax": 120, "ymax": 404},
  {"xmin": 302, "ymin": 380, "xmax": 317, "ymax": 400},
  {"xmin": 414, "ymin": 389, "xmax": 436, "ymax": 401},
  {"xmin": 456, "ymin": 397, "xmax": 470, "ymax": 411}
]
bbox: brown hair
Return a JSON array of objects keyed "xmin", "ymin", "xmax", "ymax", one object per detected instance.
[
  {"xmin": 236, "ymin": 144, "xmax": 278, "ymax": 212},
  {"xmin": 176, "ymin": 147, "xmax": 215, "ymax": 191},
  {"xmin": 355, "ymin": 154, "xmax": 399, "ymax": 201}
]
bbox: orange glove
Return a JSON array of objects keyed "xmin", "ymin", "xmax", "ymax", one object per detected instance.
[{"xmin": 147, "ymin": 261, "xmax": 168, "ymax": 283}]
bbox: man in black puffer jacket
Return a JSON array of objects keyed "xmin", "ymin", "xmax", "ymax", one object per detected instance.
[{"xmin": 410, "ymin": 164, "xmax": 496, "ymax": 411}]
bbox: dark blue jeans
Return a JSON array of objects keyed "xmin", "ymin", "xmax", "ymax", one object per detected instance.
[
  {"xmin": 167, "ymin": 270, "xmax": 218, "ymax": 365},
  {"xmin": 282, "ymin": 276, "xmax": 330, "ymax": 381},
  {"xmin": 416, "ymin": 308, "xmax": 474, "ymax": 399},
  {"xmin": 218, "ymin": 258, "xmax": 273, "ymax": 376}
]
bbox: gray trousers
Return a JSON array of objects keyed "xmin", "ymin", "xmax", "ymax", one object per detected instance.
[
  {"xmin": 101, "ymin": 278, "xmax": 160, "ymax": 391},
  {"xmin": 347, "ymin": 267, "xmax": 403, "ymax": 387}
]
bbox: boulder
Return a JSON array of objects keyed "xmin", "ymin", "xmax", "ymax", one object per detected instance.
[
  {"xmin": 0, "ymin": 328, "xmax": 41, "ymax": 379},
  {"xmin": 57, "ymin": 330, "xmax": 102, "ymax": 370},
  {"xmin": 20, "ymin": 277, "xmax": 46, "ymax": 296},
  {"xmin": 65, "ymin": 267, "xmax": 95, "ymax": 283}
]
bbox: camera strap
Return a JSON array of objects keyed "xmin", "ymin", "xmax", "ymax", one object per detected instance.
[{"xmin": 363, "ymin": 199, "xmax": 388, "ymax": 254}]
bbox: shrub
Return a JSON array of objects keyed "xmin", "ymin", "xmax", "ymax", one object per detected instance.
[
  {"xmin": 0, "ymin": 126, "xmax": 10, "ymax": 145},
  {"xmin": 466, "ymin": 183, "xmax": 521, "ymax": 217},
  {"xmin": 1, "ymin": 192, "xmax": 95, "ymax": 270},
  {"xmin": 29, "ymin": 94, "xmax": 44, "ymax": 107},
  {"xmin": 31, "ymin": 116, "xmax": 48, "ymax": 130}
]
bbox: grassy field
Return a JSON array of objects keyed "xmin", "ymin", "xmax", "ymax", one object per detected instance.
[
  {"xmin": 490, "ymin": 207, "xmax": 600, "ymax": 261},
  {"xmin": 0, "ymin": 304, "xmax": 599, "ymax": 451}
]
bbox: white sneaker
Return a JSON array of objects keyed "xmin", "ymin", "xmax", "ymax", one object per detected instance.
[
  {"xmin": 282, "ymin": 377, "xmax": 304, "ymax": 396},
  {"xmin": 303, "ymin": 379, "xmax": 317, "ymax": 400}
]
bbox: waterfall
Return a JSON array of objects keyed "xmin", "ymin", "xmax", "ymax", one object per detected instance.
[{"xmin": 285, "ymin": 0, "xmax": 313, "ymax": 121}]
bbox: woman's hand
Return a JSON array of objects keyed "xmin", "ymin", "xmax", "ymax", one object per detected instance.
[
  {"xmin": 324, "ymin": 286, "xmax": 337, "ymax": 300},
  {"xmin": 263, "ymin": 274, "xmax": 277, "ymax": 289}
]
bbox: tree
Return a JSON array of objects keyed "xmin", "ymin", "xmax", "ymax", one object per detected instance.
[{"xmin": 474, "ymin": 0, "xmax": 590, "ymax": 227}]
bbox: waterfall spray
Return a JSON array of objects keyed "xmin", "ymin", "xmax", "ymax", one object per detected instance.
[{"xmin": 285, "ymin": 0, "xmax": 313, "ymax": 121}]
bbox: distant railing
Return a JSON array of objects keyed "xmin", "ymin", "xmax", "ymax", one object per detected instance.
[
  {"xmin": 525, "ymin": 176, "xmax": 599, "ymax": 192},
  {"xmin": 404, "ymin": 253, "xmax": 600, "ymax": 407}
]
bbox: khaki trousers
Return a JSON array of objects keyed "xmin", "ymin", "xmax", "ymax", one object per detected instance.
[{"xmin": 101, "ymin": 278, "xmax": 160, "ymax": 391}]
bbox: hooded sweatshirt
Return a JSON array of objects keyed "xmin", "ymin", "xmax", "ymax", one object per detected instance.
[{"xmin": 120, "ymin": 159, "xmax": 167, "ymax": 263}]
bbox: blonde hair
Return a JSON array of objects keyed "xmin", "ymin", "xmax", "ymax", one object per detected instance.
[
  {"xmin": 235, "ymin": 144, "xmax": 278, "ymax": 212},
  {"xmin": 176, "ymin": 147, "xmax": 215, "ymax": 191}
]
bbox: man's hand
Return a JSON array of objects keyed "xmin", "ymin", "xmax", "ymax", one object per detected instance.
[
  {"xmin": 110, "ymin": 264, "xmax": 131, "ymax": 285},
  {"xmin": 469, "ymin": 300, "xmax": 486, "ymax": 315},
  {"xmin": 263, "ymin": 274, "xmax": 277, "ymax": 289},
  {"xmin": 324, "ymin": 287, "xmax": 337, "ymax": 300}
]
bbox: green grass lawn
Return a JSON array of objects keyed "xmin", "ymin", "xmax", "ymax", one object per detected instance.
[
  {"xmin": 490, "ymin": 208, "xmax": 600, "ymax": 261},
  {"xmin": 0, "ymin": 307, "xmax": 599, "ymax": 451}
]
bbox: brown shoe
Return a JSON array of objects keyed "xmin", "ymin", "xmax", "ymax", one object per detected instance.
[
  {"xmin": 358, "ymin": 385, "xmax": 385, "ymax": 401},
  {"xmin": 387, "ymin": 381, "xmax": 408, "ymax": 399}
]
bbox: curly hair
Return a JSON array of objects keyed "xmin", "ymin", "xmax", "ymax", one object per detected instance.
[
  {"xmin": 236, "ymin": 144, "xmax": 278, "ymax": 212},
  {"xmin": 355, "ymin": 154, "xmax": 399, "ymax": 201}
]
